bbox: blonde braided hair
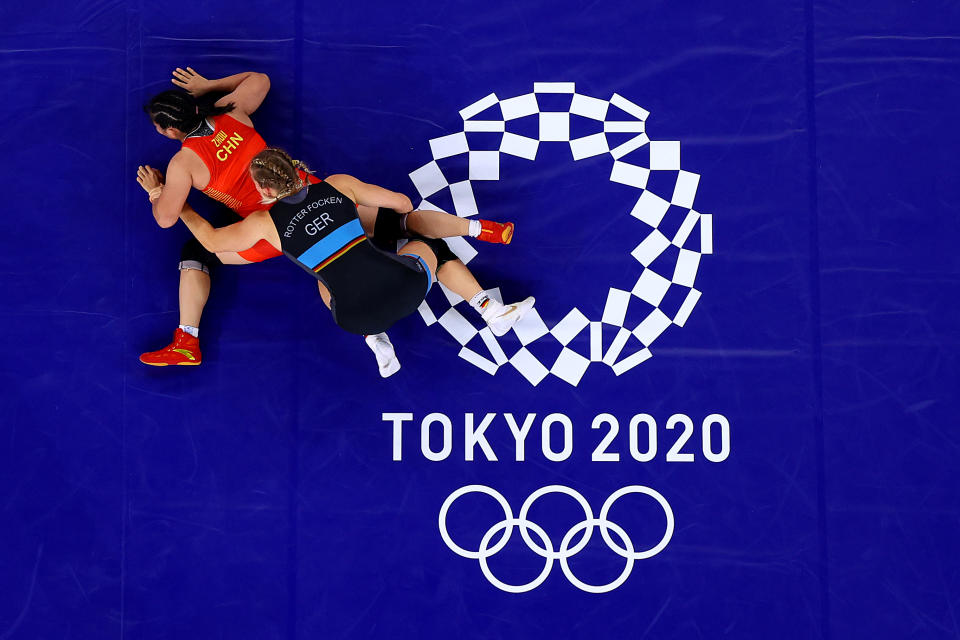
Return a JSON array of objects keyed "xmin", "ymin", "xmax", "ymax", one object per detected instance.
[{"xmin": 249, "ymin": 148, "xmax": 313, "ymax": 203}]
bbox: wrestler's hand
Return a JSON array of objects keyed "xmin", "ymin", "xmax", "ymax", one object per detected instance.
[
  {"xmin": 171, "ymin": 67, "xmax": 212, "ymax": 96},
  {"xmin": 136, "ymin": 165, "xmax": 165, "ymax": 193}
]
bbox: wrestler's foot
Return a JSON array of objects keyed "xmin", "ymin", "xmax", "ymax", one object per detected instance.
[
  {"xmin": 476, "ymin": 220, "xmax": 514, "ymax": 245},
  {"xmin": 365, "ymin": 332, "xmax": 401, "ymax": 378},
  {"xmin": 482, "ymin": 296, "xmax": 536, "ymax": 336},
  {"xmin": 140, "ymin": 328, "xmax": 202, "ymax": 366}
]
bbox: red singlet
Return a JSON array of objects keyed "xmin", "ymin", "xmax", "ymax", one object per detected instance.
[
  {"xmin": 182, "ymin": 113, "xmax": 268, "ymax": 216},
  {"xmin": 181, "ymin": 113, "xmax": 280, "ymax": 261}
]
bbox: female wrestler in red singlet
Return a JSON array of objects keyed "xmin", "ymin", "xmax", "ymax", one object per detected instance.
[{"xmin": 137, "ymin": 68, "xmax": 279, "ymax": 366}]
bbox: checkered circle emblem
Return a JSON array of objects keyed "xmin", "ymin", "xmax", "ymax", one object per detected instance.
[{"xmin": 407, "ymin": 82, "xmax": 713, "ymax": 386}]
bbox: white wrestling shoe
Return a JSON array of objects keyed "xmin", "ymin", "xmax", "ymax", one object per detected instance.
[
  {"xmin": 482, "ymin": 296, "xmax": 536, "ymax": 337},
  {"xmin": 365, "ymin": 332, "xmax": 401, "ymax": 378}
]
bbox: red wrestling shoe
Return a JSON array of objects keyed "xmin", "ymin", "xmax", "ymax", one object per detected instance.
[
  {"xmin": 477, "ymin": 220, "xmax": 515, "ymax": 244},
  {"xmin": 139, "ymin": 328, "xmax": 202, "ymax": 366}
]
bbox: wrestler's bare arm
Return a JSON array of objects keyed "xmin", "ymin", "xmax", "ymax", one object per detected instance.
[
  {"xmin": 136, "ymin": 160, "xmax": 193, "ymax": 229},
  {"xmin": 154, "ymin": 153, "xmax": 197, "ymax": 228},
  {"xmin": 325, "ymin": 174, "xmax": 413, "ymax": 212},
  {"xmin": 172, "ymin": 67, "xmax": 270, "ymax": 120},
  {"xmin": 179, "ymin": 208, "xmax": 279, "ymax": 255}
]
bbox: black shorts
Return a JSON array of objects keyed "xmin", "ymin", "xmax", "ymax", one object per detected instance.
[{"xmin": 371, "ymin": 207, "xmax": 406, "ymax": 252}]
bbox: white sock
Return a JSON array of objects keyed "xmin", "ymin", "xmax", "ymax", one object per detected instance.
[
  {"xmin": 179, "ymin": 324, "xmax": 199, "ymax": 338},
  {"xmin": 365, "ymin": 332, "xmax": 401, "ymax": 377},
  {"xmin": 468, "ymin": 291, "xmax": 502, "ymax": 316},
  {"xmin": 468, "ymin": 219, "xmax": 482, "ymax": 238}
]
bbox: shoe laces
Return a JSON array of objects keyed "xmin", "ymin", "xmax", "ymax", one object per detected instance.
[{"xmin": 173, "ymin": 330, "xmax": 196, "ymax": 347}]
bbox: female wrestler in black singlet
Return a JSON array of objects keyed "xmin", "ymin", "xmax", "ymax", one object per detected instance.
[
  {"xmin": 268, "ymin": 174, "xmax": 436, "ymax": 336},
  {"xmin": 164, "ymin": 148, "xmax": 534, "ymax": 377}
]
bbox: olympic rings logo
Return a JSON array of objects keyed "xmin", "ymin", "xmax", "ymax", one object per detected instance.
[{"xmin": 438, "ymin": 484, "xmax": 674, "ymax": 593}]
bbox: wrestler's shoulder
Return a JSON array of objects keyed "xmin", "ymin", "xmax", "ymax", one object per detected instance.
[
  {"xmin": 169, "ymin": 146, "xmax": 204, "ymax": 169},
  {"xmin": 220, "ymin": 109, "xmax": 256, "ymax": 129}
]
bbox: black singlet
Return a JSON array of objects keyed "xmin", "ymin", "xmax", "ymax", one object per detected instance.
[{"xmin": 268, "ymin": 181, "xmax": 432, "ymax": 335}]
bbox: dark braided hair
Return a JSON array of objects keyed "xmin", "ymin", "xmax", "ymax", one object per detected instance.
[
  {"xmin": 250, "ymin": 148, "xmax": 312, "ymax": 201},
  {"xmin": 144, "ymin": 89, "xmax": 235, "ymax": 133}
]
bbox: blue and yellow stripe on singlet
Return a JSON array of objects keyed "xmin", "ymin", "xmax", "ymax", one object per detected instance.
[{"xmin": 296, "ymin": 219, "xmax": 366, "ymax": 272}]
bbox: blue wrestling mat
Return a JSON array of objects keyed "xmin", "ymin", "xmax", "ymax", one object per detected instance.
[{"xmin": 2, "ymin": 1, "xmax": 959, "ymax": 638}]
